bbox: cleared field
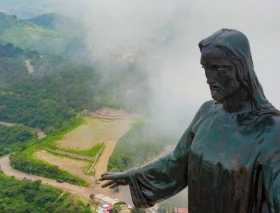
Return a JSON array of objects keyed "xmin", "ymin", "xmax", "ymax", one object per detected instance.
[
  {"xmin": 34, "ymin": 150, "xmax": 94, "ymax": 184},
  {"xmin": 55, "ymin": 117, "xmax": 133, "ymax": 150}
]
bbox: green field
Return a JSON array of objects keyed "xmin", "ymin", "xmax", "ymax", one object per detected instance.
[{"xmin": 42, "ymin": 116, "xmax": 132, "ymax": 157}]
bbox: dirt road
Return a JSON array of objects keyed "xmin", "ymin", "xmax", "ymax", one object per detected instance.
[
  {"xmin": 94, "ymin": 141, "xmax": 118, "ymax": 194},
  {"xmin": 0, "ymin": 155, "xmax": 124, "ymax": 201},
  {"xmin": 25, "ymin": 60, "xmax": 35, "ymax": 74}
]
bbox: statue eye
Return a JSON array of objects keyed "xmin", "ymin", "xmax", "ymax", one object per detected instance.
[{"xmin": 217, "ymin": 68, "xmax": 227, "ymax": 75}]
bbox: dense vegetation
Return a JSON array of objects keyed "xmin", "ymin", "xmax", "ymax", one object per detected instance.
[
  {"xmin": 0, "ymin": 47, "xmax": 151, "ymax": 133},
  {"xmin": 10, "ymin": 150, "xmax": 88, "ymax": 186},
  {"xmin": 0, "ymin": 171, "xmax": 91, "ymax": 213},
  {"xmin": 0, "ymin": 10, "xmax": 165, "ymax": 211},
  {"xmin": 0, "ymin": 124, "xmax": 36, "ymax": 156},
  {"xmin": 108, "ymin": 120, "xmax": 171, "ymax": 171},
  {"xmin": 0, "ymin": 43, "xmax": 39, "ymax": 83}
]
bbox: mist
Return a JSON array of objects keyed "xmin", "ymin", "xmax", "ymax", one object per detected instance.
[
  {"xmin": 2, "ymin": 0, "xmax": 280, "ymax": 209},
  {"xmin": 63, "ymin": 0, "xmax": 279, "ymax": 135},
  {"xmin": 7, "ymin": 0, "xmax": 280, "ymax": 134},
  {"xmin": 3, "ymin": 0, "xmax": 279, "ymax": 143}
]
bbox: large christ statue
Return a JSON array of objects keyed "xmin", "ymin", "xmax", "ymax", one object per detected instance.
[{"xmin": 100, "ymin": 29, "xmax": 280, "ymax": 213}]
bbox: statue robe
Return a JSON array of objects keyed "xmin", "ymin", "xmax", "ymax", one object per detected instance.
[{"xmin": 127, "ymin": 100, "xmax": 280, "ymax": 213}]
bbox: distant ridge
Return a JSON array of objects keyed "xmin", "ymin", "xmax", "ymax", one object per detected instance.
[
  {"xmin": 27, "ymin": 13, "xmax": 83, "ymax": 32},
  {"xmin": 0, "ymin": 12, "xmax": 87, "ymax": 58}
]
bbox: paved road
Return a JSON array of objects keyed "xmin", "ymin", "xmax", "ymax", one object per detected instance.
[{"xmin": 0, "ymin": 155, "xmax": 123, "ymax": 201}]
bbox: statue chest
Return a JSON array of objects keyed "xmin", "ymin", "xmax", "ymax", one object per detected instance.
[
  {"xmin": 187, "ymin": 114, "xmax": 276, "ymax": 212},
  {"xmin": 190, "ymin": 114, "xmax": 269, "ymax": 170}
]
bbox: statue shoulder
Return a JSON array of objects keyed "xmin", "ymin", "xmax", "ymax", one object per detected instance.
[
  {"xmin": 190, "ymin": 100, "xmax": 215, "ymax": 123},
  {"xmin": 271, "ymin": 115, "xmax": 280, "ymax": 129},
  {"xmin": 198, "ymin": 100, "xmax": 215, "ymax": 114}
]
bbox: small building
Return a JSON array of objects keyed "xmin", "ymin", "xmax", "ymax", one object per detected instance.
[
  {"xmin": 173, "ymin": 207, "xmax": 188, "ymax": 213},
  {"xmin": 97, "ymin": 204, "xmax": 113, "ymax": 213},
  {"xmin": 94, "ymin": 194, "xmax": 119, "ymax": 206}
]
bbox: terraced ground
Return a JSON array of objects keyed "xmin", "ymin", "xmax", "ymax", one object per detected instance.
[
  {"xmin": 33, "ymin": 116, "xmax": 133, "ymax": 186},
  {"xmin": 34, "ymin": 150, "xmax": 94, "ymax": 185},
  {"xmin": 55, "ymin": 117, "xmax": 132, "ymax": 151}
]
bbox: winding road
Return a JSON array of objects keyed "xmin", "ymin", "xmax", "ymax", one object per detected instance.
[
  {"xmin": 0, "ymin": 145, "xmax": 175, "ymax": 212},
  {"xmin": 0, "ymin": 155, "xmax": 124, "ymax": 201}
]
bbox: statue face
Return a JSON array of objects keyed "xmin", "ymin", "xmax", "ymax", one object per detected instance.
[{"xmin": 200, "ymin": 46, "xmax": 241, "ymax": 101}]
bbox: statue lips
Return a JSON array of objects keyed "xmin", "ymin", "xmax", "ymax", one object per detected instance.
[
  {"xmin": 209, "ymin": 84, "xmax": 224, "ymax": 101},
  {"xmin": 210, "ymin": 85, "xmax": 220, "ymax": 90},
  {"xmin": 209, "ymin": 84, "xmax": 221, "ymax": 93}
]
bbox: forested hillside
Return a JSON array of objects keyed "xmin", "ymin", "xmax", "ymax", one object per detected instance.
[
  {"xmin": 108, "ymin": 120, "xmax": 176, "ymax": 172},
  {"xmin": 0, "ymin": 171, "xmax": 91, "ymax": 213},
  {"xmin": 0, "ymin": 41, "xmax": 152, "ymax": 161},
  {"xmin": 0, "ymin": 41, "xmax": 151, "ymax": 127},
  {"xmin": 0, "ymin": 8, "xmax": 169, "ymax": 210}
]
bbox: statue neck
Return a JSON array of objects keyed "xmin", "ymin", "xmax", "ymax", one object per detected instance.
[{"xmin": 222, "ymin": 87, "xmax": 251, "ymax": 113}]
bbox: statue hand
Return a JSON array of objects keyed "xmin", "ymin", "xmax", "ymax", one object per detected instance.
[{"xmin": 99, "ymin": 172, "xmax": 130, "ymax": 188}]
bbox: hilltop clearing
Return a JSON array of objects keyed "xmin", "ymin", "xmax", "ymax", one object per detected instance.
[
  {"xmin": 55, "ymin": 117, "xmax": 132, "ymax": 151},
  {"xmin": 11, "ymin": 116, "xmax": 133, "ymax": 186},
  {"xmin": 34, "ymin": 150, "xmax": 94, "ymax": 184}
]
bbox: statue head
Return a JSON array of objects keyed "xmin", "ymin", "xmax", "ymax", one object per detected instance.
[{"xmin": 199, "ymin": 29, "xmax": 280, "ymax": 115}]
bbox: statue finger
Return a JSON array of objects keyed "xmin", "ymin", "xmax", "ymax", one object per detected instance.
[
  {"xmin": 101, "ymin": 172, "xmax": 114, "ymax": 177},
  {"xmin": 101, "ymin": 180, "xmax": 116, "ymax": 188},
  {"xmin": 100, "ymin": 172, "xmax": 125, "ymax": 180},
  {"xmin": 109, "ymin": 182, "xmax": 119, "ymax": 189}
]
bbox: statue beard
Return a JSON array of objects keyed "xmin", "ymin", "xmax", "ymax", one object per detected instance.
[{"xmin": 210, "ymin": 80, "xmax": 241, "ymax": 102}]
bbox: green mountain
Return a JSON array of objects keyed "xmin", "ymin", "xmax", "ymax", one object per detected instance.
[
  {"xmin": 28, "ymin": 13, "xmax": 83, "ymax": 32},
  {"xmin": 0, "ymin": 41, "xmax": 151, "ymax": 131},
  {"xmin": 0, "ymin": 12, "xmax": 88, "ymax": 58}
]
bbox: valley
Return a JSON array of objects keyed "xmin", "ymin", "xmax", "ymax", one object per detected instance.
[{"xmin": 0, "ymin": 4, "xmax": 186, "ymax": 212}]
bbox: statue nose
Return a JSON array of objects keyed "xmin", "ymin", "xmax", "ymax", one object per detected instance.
[
  {"xmin": 207, "ymin": 78, "xmax": 216, "ymax": 85},
  {"xmin": 205, "ymin": 68, "xmax": 216, "ymax": 84}
]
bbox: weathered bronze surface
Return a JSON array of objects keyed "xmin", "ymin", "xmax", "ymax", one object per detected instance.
[{"xmin": 100, "ymin": 29, "xmax": 280, "ymax": 213}]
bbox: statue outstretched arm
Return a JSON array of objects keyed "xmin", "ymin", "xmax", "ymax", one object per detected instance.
[
  {"xmin": 100, "ymin": 101, "xmax": 210, "ymax": 208},
  {"xmin": 99, "ymin": 124, "xmax": 195, "ymax": 208},
  {"xmin": 125, "ymin": 125, "xmax": 195, "ymax": 208},
  {"xmin": 124, "ymin": 102, "xmax": 208, "ymax": 208}
]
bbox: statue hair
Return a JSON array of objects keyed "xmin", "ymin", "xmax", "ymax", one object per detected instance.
[{"xmin": 199, "ymin": 29, "xmax": 280, "ymax": 116}]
